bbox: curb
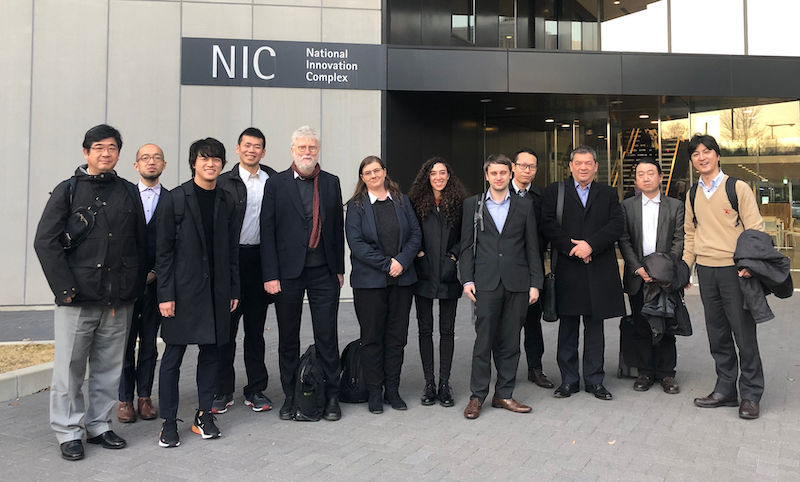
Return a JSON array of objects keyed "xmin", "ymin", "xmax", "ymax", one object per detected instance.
[{"xmin": 0, "ymin": 339, "xmax": 165, "ymax": 402}]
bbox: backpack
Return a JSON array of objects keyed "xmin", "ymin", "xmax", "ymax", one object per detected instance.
[
  {"xmin": 293, "ymin": 344, "xmax": 326, "ymax": 421},
  {"xmin": 338, "ymin": 339, "xmax": 368, "ymax": 403},
  {"xmin": 689, "ymin": 176, "xmax": 740, "ymax": 228}
]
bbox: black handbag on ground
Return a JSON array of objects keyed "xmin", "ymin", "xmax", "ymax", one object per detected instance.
[
  {"xmin": 338, "ymin": 339, "xmax": 368, "ymax": 403},
  {"xmin": 541, "ymin": 180, "xmax": 565, "ymax": 322}
]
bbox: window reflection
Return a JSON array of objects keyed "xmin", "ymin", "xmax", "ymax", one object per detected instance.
[{"xmin": 451, "ymin": 0, "xmax": 475, "ymax": 44}]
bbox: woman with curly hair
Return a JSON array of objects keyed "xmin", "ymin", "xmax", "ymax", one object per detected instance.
[{"xmin": 407, "ymin": 157, "xmax": 467, "ymax": 407}]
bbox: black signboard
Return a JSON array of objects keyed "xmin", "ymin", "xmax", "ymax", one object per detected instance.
[{"xmin": 181, "ymin": 37, "xmax": 386, "ymax": 90}]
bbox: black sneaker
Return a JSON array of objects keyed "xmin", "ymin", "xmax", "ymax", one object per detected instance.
[
  {"xmin": 158, "ymin": 419, "xmax": 181, "ymax": 448},
  {"xmin": 244, "ymin": 391, "xmax": 273, "ymax": 412},
  {"xmin": 192, "ymin": 411, "xmax": 221, "ymax": 439},
  {"xmin": 211, "ymin": 393, "xmax": 234, "ymax": 414}
]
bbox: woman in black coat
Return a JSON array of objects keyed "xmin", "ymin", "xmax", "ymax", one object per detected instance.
[
  {"xmin": 407, "ymin": 157, "xmax": 466, "ymax": 407},
  {"xmin": 345, "ymin": 155, "xmax": 421, "ymax": 414}
]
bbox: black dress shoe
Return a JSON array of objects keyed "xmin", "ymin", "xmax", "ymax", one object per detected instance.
[
  {"xmin": 659, "ymin": 377, "xmax": 680, "ymax": 394},
  {"xmin": 60, "ymin": 439, "xmax": 84, "ymax": 461},
  {"xmin": 279, "ymin": 399, "xmax": 295, "ymax": 420},
  {"xmin": 368, "ymin": 391, "xmax": 383, "ymax": 414},
  {"xmin": 323, "ymin": 397, "xmax": 341, "ymax": 421},
  {"xmin": 694, "ymin": 392, "xmax": 738, "ymax": 408},
  {"xmin": 86, "ymin": 430, "xmax": 127, "ymax": 449},
  {"xmin": 553, "ymin": 383, "xmax": 580, "ymax": 398},
  {"xmin": 585, "ymin": 384, "xmax": 613, "ymax": 400},
  {"xmin": 438, "ymin": 380, "xmax": 455, "ymax": 407},
  {"xmin": 528, "ymin": 369, "xmax": 555, "ymax": 389},
  {"xmin": 739, "ymin": 399, "xmax": 760, "ymax": 419},
  {"xmin": 633, "ymin": 375, "xmax": 654, "ymax": 392},
  {"xmin": 420, "ymin": 381, "xmax": 437, "ymax": 406},
  {"xmin": 384, "ymin": 391, "xmax": 408, "ymax": 411}
]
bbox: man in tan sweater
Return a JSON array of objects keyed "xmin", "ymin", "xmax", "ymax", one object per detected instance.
[{"xmin": 682, "ymin": 134, "xmax": 764, "ymax": 420}]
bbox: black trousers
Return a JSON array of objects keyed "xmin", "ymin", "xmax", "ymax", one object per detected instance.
[
  {"xmin": 557, "ymin": 315, "xmax": 605, "ymax": 386},
  {"xmin": 276, "ymin": 265, "xmax": 341, "ymax": 400},
  {"xmin": 624, "ymin": 291, "xmax": 677, "ymax": 378},
  {"xmin": 119, "ymin": 283, "xmax": 160, "ymax": 401},
  {"xmin": 697, "ymin": 265, "xmax": 764, "ymax": 401},
  {"xmin": 354, "ymin": 285, "xmax": 414, "ymax": 393},
  {"xmin": 159, "ymin": 343, "xmax": 219, "ymax": 420},
  {"xmin": 470, "ymin": 284, "xmax": 527, "ymax": 401},
  {"xmin": 217, "ymin": 246, "xmax": 273, "ymax": 397},
  {"xmin": 522, "ymin": 301, "xmax": 545, "ymax": 371},
  {"xmin": 414, "ymin": 295, "xmax": 457, "ymax": 383}
]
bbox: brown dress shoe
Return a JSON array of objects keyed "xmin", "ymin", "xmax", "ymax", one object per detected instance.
[
  {"xmin": 491, "ymin": 397, "xmax": 532, "ymax": 413},
  {"xmin": 138, "ymin": 397, "xmax": 158, "ymax": 420},
  {"xmin": 117, "ymin": 401, "xmax": 136, "ymax": 423},
  {"xmin": 739, "ymin": 399, "xmax": 760, "ymax": 419},
  {"xmin": 693, "ymin": 392, "xmax": 738, "ymax": 408},
  {"xmin": 464, "ymin": 398, "xmax": 482, "ymax": 420},
  {"xmin": 528, "ymin": 369, "xmax": 555, "ymax": 389},
  {"xmin": 660, "ymin": 377, "xmax": 680, "ymax": 394}
]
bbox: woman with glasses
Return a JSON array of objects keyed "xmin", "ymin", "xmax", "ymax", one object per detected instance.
[
  {"xmin": 407, "ymin": 157, "xmax": 467, "ymax": 408},
  {"xmin": 345, "ymin": 156, "xmax": 421, "ymax": 414}
]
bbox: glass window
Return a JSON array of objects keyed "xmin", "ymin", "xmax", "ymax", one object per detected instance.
[
  {"xmin": 601, "ymin": 0, "xmax": 668, "ymax": 53},
  {"xmin": 499, "ymin": 0, "xmax": 516, "ymax": 48},
  {"xmin": 747, "ymin": 0, "xmax": 800, "ymax": 56},
  {"xmin": 671, "ymin": 0, "xmax": 745, "ymax": 55},
  {"xmin": 451, "ymin": 0, "xmax": 475, "ymax": 44}
]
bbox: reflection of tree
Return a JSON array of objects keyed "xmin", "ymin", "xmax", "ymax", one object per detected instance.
[
  {"xmin": 720, "ymin": 107, "xmax": 766, "ymax": 154},
  {"xmin": 662, "ymin": 121, "xmax": 688, "ymax": 140}
]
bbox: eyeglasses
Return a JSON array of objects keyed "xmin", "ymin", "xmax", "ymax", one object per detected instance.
[
  {"xmin": 514, "ymin": 162, "xmax": 537, "ymax": 171},
  {"xmin": 90, "ymin": 145, "xmax": 119, "ymax": 153},
  {"xmin": 137, "ymin": 154, "xmax": 164, "ymax": 163},
  {"xmin": 294, "ymin": 145, "xmax": 319, "ymax": 153},
  {"xmin": 361, "ymin": 167, "xmax": 384, "ymax": 177}
]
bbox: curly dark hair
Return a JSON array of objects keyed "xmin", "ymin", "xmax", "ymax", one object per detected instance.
[{"xmin": 407, "ymin": 157, "xmax": 467, "ymax": 228}]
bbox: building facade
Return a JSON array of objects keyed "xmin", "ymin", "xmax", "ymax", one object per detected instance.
[{"xmin": 2, "ymin": 0, "xmax": 799, "ymax": 306}]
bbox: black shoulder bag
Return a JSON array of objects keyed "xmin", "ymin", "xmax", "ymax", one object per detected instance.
[
  {"xmin": 541, "ymin": 181, "xmax": 564, "ymax": 322},
  {"xmin": 61, "ymin": 177, "xmax": 104, "ymax": 251}
]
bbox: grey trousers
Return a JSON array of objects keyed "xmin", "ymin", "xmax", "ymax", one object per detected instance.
[{"xmin": 50, "ymin": 303, "xmax": 133, "ymax": 443}]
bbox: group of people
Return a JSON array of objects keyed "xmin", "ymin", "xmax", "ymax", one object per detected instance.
[{"xmin": 34, "ymin": 124, "xmax": 773, "ymax": 461}]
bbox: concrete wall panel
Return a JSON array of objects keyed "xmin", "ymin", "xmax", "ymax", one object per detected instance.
[
  {"xmin": 182, "ymin": 2, "xmax": 252, "ymax": 39},
  {"xmin": 323, "ymin": 0, "xmax": 381, "ymax": 9},
  {"xmin": 26, "ymin": 0, "xmax": 109, "ymax": 305},
  {"xmin": 253, "ymin": 5, "xmax": 321, "ymax": 42},
  {"xmin": 251, "ymin": 87, "xmax": 321, "ymax": 171},
  {"xmin": 108, "ymin": 0, "xmax": 182, "ymax": 189},
  {"xmin": 322, "ymin": 8, "xmax": 381, "ymax": 44},
  {"xmin": 0, "ymin": 0, "xmax": 33, "ymax": 305}
]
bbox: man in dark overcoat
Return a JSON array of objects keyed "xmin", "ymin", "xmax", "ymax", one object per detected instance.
[
  {"xmin": 540, "ymin": 145, "xmax": 625, "ymax": 400},
  {"xmin": 155, "ymin": 137, "xmax": 240, "ymax": 447}
]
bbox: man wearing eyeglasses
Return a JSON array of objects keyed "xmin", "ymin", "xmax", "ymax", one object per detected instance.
[
  {"xmin": 260, "ymin": 126, "xmax": 345, "ymax": 421},
  {"xmin": 34, "ymin": 124, "xmax": 147, "ymax": 460},
  {"xmin": 117, "ymin": 144, "xmax": 168, "ymax": 424},
  {"xmin": 510, "ymin": 149, "xmax": 554, "ymax": 390}
]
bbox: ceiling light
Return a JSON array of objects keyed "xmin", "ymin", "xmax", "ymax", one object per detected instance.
[
  {"xmin": 610, "ymin": 100, "xmax": 623, "ymax": 105},
  {"xmin": 639, "ymin": 114, "xmax": 650, "ymax": 119},
  {"xmin": 505, "ymin": 35, "xmax": 513, "ymax": 39},
  {"xmin": 650, "ymin": 120, "xmax": 659, "ymax": 124},
  {"xmin": 561, "ymin": 124, "xmax": 571, "ymax": 128},
  {"xmin": 545, "ymin": 118, "xmax": 555, "ymax": 123},
  {"xmin": 504, "ymin": 106, "xmax": 516, "ymax": 111},
  {"xmin": 613, "ymin": 1, "xmax": 621, "ymax": 5},
  {"xmin": 480, "ymin": 98, "xmax": 492, "ymax": 103},
  {"xmin": 597, "ymin": 135, "xmax": 605, "ymax": 139}
]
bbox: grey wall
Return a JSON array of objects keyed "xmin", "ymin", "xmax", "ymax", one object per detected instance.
[{"xmin": 3, "ymin": 0, "xmax": 381, "ymax": 306}]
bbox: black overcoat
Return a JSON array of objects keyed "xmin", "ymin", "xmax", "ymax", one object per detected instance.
[
  {"xmin": 540, "ymin": 178, "xmax": 625, "ymax": 319},
  {"xmin": 412, "ymin": 204, "xmax": 462, "ymax": 300},
  {"xmin": 156, "ymin": 181, "xmax": 240, "ymax": 346}
]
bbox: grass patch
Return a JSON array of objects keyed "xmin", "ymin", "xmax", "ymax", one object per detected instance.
[{"xmin": 0, "ymin": 343, "xmax": 54, "ymax": 374}]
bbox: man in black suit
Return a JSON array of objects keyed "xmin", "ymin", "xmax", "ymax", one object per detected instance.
[
  {"xmin": 460, "ymin": 154, "xmax": 543, "ymax": 420},
  {"xmin": 510, "ymin": 148, "xmax": 554, "ymax": 390},
  {"xmin": 619, "ymin": 158, "xmax": 684, "ymax": 394},
  {"xmin": 213, "ymin": 128, "xmax": 278, "ymax": 414},
  {"xmin": 541, "ymin": 145, "xmax": 625, "ymax": 401},
  {"xmin": 118, "ymin": 143, "xmax": 167, "ymax": 423},
  {"xmin": 260, "ymin": 125, "xmax": 345, "ymax": 422}
]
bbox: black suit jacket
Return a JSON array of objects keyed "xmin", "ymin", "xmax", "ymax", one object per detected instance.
[
  {"xmin": 260, "ymin": 168, "xmax": 345, "ymax": 281},
  {"xmin": 459, "ymin": 192, "xmax": 543, "ymax": 292},
  {"xmin": 541, "ymin": 178, "xmax": 625, "ymax": 318},
  {"xmin": 618, "ymin": 193, "xmax": 685, "ymax": 295},
  {"xmin": 156, "ymin": 182, "xmax": 240, "ymax": 346}
]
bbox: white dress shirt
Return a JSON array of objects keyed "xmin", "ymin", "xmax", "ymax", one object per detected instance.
[
  {"xmin": 137, "ymin": 181, "xmax": 162, "ymax": 224},
  {"xmin": 641, "ymin": 192, "xmax": 661, "ymax": 257},
  {"xmin": 239, "ymin": 165, "xmax": 268, "ymax": 245}
]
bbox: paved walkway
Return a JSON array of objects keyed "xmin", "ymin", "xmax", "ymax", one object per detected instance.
[{"xmin": 2, "ymin": 288, "xmax": 800, "ymax": 480}]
